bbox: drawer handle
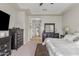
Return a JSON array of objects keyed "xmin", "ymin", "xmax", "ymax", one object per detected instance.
[
  {"xmin": 4, "ymin": 44, "xmax": 7, "ymax": 47},
  {"xmin": 4, "ymin": 49, "xmax": 7, "ymax": 52}
]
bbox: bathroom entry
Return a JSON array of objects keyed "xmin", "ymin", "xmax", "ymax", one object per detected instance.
[{"xmin": 30, "ymin": 18, "xmax": 41, "ymax": 38}]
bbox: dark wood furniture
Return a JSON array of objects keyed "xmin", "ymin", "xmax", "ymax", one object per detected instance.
[
  {"xmin": 9, "ymin": 28, "xmax": 23, "ymax": 50},
  {"xmin": 0, "ymin": 37, "xmax": 11, "ymax": 56},
  {"xmin": 60, "ymin": 35, "xmax": 65, "ymax": 38},
  {"xmin": 42, "ymin": 32, "xmax": 59, "ymax": 42},
  {"xmin": 35, "ymin": 44, "xmax": 49, "ymax": 56},
  {"xmin": 42, "ymin": 23, "xmax": 59, "ymax": 42}
]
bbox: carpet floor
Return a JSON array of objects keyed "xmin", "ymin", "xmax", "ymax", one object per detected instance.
[{"xmin": 11, "ymin": 40, "xmax": 37, "ymax": 56}]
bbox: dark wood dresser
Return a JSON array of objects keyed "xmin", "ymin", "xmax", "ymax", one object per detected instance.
[
  {"xmin": 9, "ymin": 28, "xmax": 23, "ymax": 50},
  {"xmin": 0, "ymin": 37, "xmax": 11, "ymax": 56},
  {"xmin": 42, "ymin": 32, "xmax": 59, "ymax": 42}
]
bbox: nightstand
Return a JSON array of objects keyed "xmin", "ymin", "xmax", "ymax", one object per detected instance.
[{"xmin": 60, "ymin": 35, "xmax": 65, "ymax": 38}]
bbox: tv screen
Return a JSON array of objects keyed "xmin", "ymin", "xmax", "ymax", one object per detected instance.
[{"xmin": 0, "ymin": 10, "xmax": 10, "ymax": 30}]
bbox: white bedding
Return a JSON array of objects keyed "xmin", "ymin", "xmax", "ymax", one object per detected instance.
[{"xmin": 45, "ymin": 38, "xmax": 79, "ymax": 56}]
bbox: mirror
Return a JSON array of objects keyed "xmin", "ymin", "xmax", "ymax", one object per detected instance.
[{"xmin": 44, "ymin": 23, "xmax": 55, "ymax": 33}]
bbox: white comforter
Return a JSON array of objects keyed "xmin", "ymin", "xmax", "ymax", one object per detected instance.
[{"xmin": 45, "ymin": 38, "xmax": 79, "ymax": 56}]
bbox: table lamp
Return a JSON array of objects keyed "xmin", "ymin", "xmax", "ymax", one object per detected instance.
[{"xmin": 64, "ymin": 26, "xmax": 70, "ymax": 35}]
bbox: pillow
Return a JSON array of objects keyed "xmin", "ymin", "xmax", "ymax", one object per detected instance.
[
  {"xmin": 63, "ymin": 33, "xmax": 79, "ymax": 42},
  {"xmin": 74, "ymin": 32, "xmax": 79, "ymax": 35},
  {"xmin": 63, "ymin": 34, "xmax": 74, "ymax": 40},
  {"xmin": 73, "ymin": 37, "xmax": 79, "ymax": 42},
  {"xmin": 74, "ymin": 40, "xmax": 79, "ymax": 45},
  {"xmin": 63, "ymin": 34, "xmax": 71, "ymax": 40},
  {"xmin": 72, "ymin": 33, "xmax": 79, "ymax": 42}
]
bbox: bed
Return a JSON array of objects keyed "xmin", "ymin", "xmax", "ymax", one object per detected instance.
[{"xmin": 44, "ymin": 33, "xmax": 79, "ymax": 56}]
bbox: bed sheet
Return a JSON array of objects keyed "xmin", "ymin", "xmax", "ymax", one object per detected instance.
[{"xmin": 45, "ymin": 38, "xmax": 79, "ymax": 56}]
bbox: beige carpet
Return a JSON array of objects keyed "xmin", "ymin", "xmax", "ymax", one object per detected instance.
[{"xmin": 11, "ymin": 40, "xmax": 37, "ymax": 56}]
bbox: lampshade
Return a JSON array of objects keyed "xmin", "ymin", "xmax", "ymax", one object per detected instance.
[
  {"xmin": 64, "ymin": 26, "xmax": 69, "ymax": 32},
  {"xmin": 64, "ymin": 26, "xmax": 70, "ymax": 34}
]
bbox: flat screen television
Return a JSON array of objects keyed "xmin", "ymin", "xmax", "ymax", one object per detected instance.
[{"xmin": 0, "ymin": 10, "xmax": 10, "ymax": 30}]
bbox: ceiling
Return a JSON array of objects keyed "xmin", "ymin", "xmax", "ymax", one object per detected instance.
[{"xmin": 17, "ymin": 3, "xmax": 72, "ymax": 15}]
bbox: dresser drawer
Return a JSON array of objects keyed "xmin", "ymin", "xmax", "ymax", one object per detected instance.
[
  {"xmin": 0, "ymin": 42, "xmax": 10, "ymax": 50},
  {"xmin": 0, "ymin": 51, "xmax": 10, "ymax": 56},
  {"xmin": 0, "ymin": 49, "xmax": 11, "ymax": 56},
  {"xmin": 0, "ymin": 45, "xmax": 8, "ymax": 51},
  {"xmin": 0, "ymin": 41, "xmax": 11, "ymax": 56},
  {"xmin": 9, "ymin": 28, "xmax": 23, "ymax": 50}
]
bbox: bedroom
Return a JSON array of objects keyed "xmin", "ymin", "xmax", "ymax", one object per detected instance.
[{"xmin": 0, "ymin": 3, "xmax": 79, "ymax": 56}]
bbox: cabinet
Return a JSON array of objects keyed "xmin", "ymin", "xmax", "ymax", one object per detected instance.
[
  {"xmin": 9, "ymin": 28, "xmax": 23, "ymax": 50},
  {"xmin": 0, "ymin": 37, "xmax": 11, "ymax": 56},
  {"xmin": 42, "ymin": 32, "xmax": 59, "ymax": 42}
]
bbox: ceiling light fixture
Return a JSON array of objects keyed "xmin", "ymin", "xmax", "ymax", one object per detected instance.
[{"xmin": 39, "ymin": 3, "xmax": 54, "ymax": 6}]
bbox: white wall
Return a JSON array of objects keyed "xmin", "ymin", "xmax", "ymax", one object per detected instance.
[
  {"xmin": 0, "ymin": 3, "xmax": 19, "ymax": 28},
  {"xmin": 0, "ymin": 3, "xmax": 28, "ymax": 44},
  {"xmin": 16, "ymin": 11, "xmax": 26, "ymax": 29},
  {"xmin": 63, "ymin": 4, "xmax": 79, "ymax": 33},
  {"xmin": 28, "ymin": 15, "xmax": 63, "ymax": 40},
  {"xmin": 16, "ymin": 11, "xmax": 26, "ymax": 44},
  {"xmin": 25, "ymin": 15, "xmax": 29, "ymax": 42},
  {"xmin": 16, "ymin": 11, "xmax": 30, "ymax": 44},
  {"xmin": 41, "ymin": 16, "xmax": 63, "ymax": 35}
]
